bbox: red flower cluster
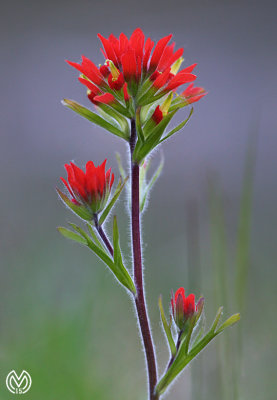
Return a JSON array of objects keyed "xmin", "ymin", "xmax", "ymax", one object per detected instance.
[
  {"xmin": 60, "ymin": 160, "xmax": 114, "ymax": 215},
  {"xmin": 171, "ymin": 287, "xmax": 196, "ymax": 330},
  {"xmin": 67, "ymin": 28, "xmax": 202, "ymax": 106}
]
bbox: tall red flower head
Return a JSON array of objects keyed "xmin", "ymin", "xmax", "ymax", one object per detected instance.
[
  {"xmin": 171, "ymin": 288, "xmax": 197, "ymax": 330},
  {"xmin": 59, "ymin": 160, "xmax": 114, "ymax": 218},
  {"xmin": 66, "ymin": 28, "xmax": 203, "ymax": 105}
]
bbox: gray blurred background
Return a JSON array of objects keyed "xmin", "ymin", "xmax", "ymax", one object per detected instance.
[{"xmin": 0, "ymin": 0, "xmax": 276, "ymax": 399}]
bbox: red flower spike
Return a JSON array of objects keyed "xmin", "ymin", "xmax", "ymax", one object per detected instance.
[
  {"xmin": 67, "ymin": 29, "xmax": 205, "ymax": 109},
  {"xmin": 60, "ymin": 160, "xmax": 115, "ymax": 215},
  {"xmin": 171, "ymin": 287, "xmax": 197, "ymax": 330}
]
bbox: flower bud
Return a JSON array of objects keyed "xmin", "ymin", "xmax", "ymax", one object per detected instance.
[{"xmin": 171, "ymin": 287, "xmax": 197, "ymax": 330}]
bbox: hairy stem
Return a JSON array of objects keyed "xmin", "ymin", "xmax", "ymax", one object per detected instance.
[
  {"xmin": 93, "ymin": 214, "xmax": 114, "ymax": 256},
  {"xmin": 130, "ymin": 118, "xmax": 158, "ymax": 400}
]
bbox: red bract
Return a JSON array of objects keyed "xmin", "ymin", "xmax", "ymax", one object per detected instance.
[
  {"xmin": 171, "ymin": 287, "xmax": 196, "ymax": 330},
  {"xmin": 66, "ymin": 28, "xmax": 204, "ymax": 103},
  {"xmin": 60, "ymin": 160, "xmax": 114, "ymax": 215},
  {"xmin": 181, "ymin": 83, "xmax": 207, "ymax": 104}
]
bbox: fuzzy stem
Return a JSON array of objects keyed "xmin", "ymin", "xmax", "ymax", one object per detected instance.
[
  {"xmin": 130, "ymin": 118, "xmax": 158, "ymax": 400},
  {"xmin": 93, "ymin": 214, "xmax": 114, "ymax": 256}
]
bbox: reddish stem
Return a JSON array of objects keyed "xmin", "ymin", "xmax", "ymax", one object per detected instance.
[{"xmin": 130, "ymin": 119, "xmax": 158, "ymax": 400}]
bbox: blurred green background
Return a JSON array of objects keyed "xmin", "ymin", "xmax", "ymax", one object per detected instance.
[{"xmin": 1, "ymin": 0, "xmax": 276, "ymax": 399}]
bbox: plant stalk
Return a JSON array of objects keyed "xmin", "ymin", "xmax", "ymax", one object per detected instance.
[
  {"xmin": 130, "ymin": 119, "xmax": 158, "ymax": 400},
  {"xmin": 93, "ymin": 214, "xmax": 114, "ymax": 256}
]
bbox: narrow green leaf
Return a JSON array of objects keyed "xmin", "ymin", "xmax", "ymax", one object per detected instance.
[
  {"xmin": 57, "ymin": 227, "xmax": 87, "ymax": 245},
  {"xmin": 216, "ymin": 313, "xmax": 241, "ymax": 334},
  {"xmin": 62, "ymin": 99, "xmax": 128, "ymax": 140},
  {"xmin": 99, "ymin": 176, "xmax": 129, "ymax": 226},
  {"xmin": 159, "ymin": 107, "xmax": 194, "ymax": 143},
  {"xmin": 112, "ymin": 216, "xmax": 136, "ymax": 294},
  {"xmin": 158, "ymin": 296, "xmax": 176, "ymax": 356}
]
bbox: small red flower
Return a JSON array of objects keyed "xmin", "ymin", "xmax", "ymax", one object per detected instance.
[
  {"xmin": 171, "ymin": 287, "xmax": 197, "ymax": 330},
  {"xmin": 60, "ymin": 160, "xmax": 114, "ymax": 215}
]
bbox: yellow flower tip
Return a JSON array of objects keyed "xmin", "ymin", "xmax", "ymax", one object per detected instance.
[
  {"xmin": 160, "ymin": 92, "xmax": 173, "ymax": 115},
  {"xmin": 107, "ymin": 59, "xmax": 120, "ymax": 80},
  {"xmin": 171, "ymin": 57, "xmax": 184, "ymax": 75}
]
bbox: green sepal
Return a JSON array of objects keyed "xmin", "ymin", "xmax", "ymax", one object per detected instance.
[
  {"xmin": 57, "ymin": 188, "xmax": 92, "ymax": 221},
  {"xmin": 99, "ymin": 176, "xmax": 129, "ymax": 226},
  {"xmin": 140, "ymin": 157, "xmax": 164, "ymax": 212},
  {"xmin": 159, "ymin": 296, "xmax": 176, "ymax": 356},
  {"xmin": 62, "ymin": 99, "xmax": 128, "ymax": 140},
  {"xmin": 159, "ymin": 107, "xmax": 194, "ymax": 143},
  {"xmin": 57, "ymin": 227, "xmax": 87, "ymax": 245},
  {"xmin": 112, "ymin": 216, "xmax": 136, "ymax": 295},
  {"xmin": 133, "ymin": 111, "xmax": 177, "ymax": 163}
]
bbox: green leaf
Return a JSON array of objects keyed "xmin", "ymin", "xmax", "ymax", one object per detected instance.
[
  {"xmin": 57, "ymin": 227, "xmax": 87, "ymax": 245},
  {"xmin": 216, "ymin": 313, "xmax": 241, "ymax": 334},
  {"xmin": 57, "ymin": 188, "xmax": 92, "ymax": 221},
  {"xmin": 140, "ymin": 156, "xmax": 164, "ymax": 212},
  {"xmin": 158, "ymin": 296, "xmax": 176, "ymax": 356},
  {"xmin": 159, "ymin": 107, "xmax": 194, "ymax": 143},
  {"xmin": 99, "ymin": 176, "xmax": 129, "ymax": 226},
  {"xmin": 62, "ymin": 99, "xmax": 128, "ymax": 140},
  {"xmin": 112, "ymin": 216, "xmax": 136, "ymax": 294}
]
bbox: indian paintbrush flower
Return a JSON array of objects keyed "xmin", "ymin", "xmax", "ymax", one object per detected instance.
[
  {"xmin": 58, "ymin": 160, "xmax": 114, "ymax": 220},
  {"xmin": 66, "ymin": 28, "xmax": 201, "ymax": 107}
]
